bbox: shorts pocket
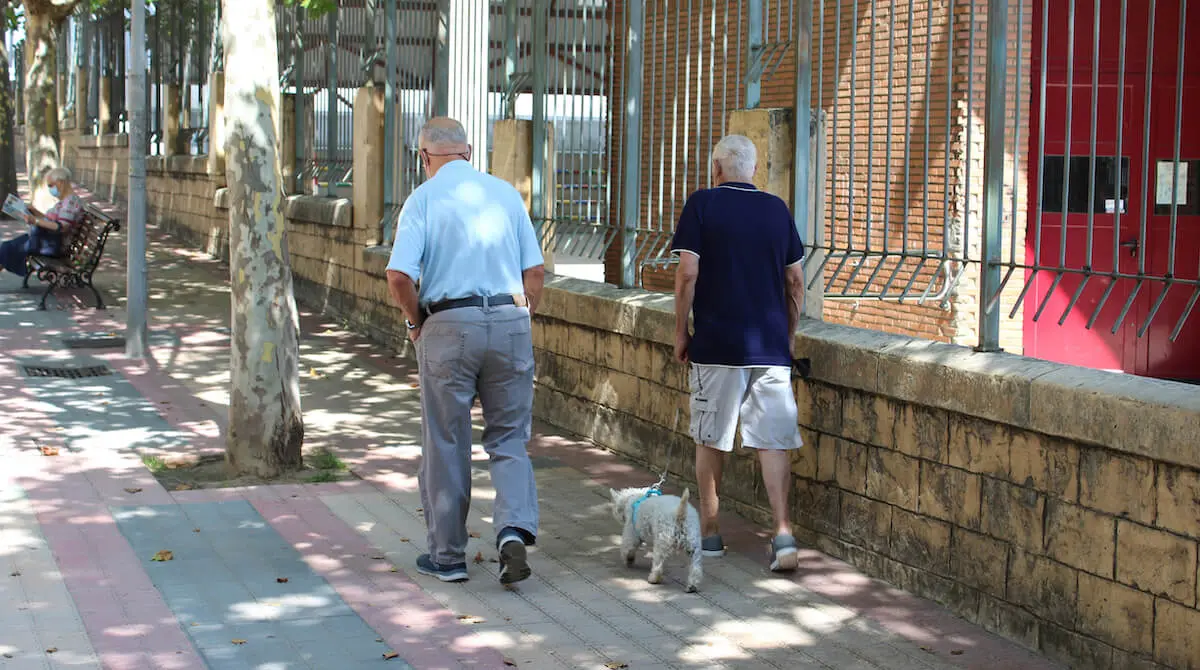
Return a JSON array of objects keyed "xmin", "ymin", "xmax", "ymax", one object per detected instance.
[{"xmin": 689, "ymin": 395, "xmax": 721, "ymax": 445}]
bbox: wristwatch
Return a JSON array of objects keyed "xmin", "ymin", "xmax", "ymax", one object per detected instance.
[{"xmin": 405, "ymin": 318, "xmax": 420, "ymax": 330}]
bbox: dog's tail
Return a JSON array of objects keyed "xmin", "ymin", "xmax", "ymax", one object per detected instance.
[{"xmin": 676, "ymin": 488, "xmax": 691, "ymax": 528}]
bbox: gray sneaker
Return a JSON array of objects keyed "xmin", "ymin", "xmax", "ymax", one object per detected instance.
[
  {"xmin": 769, "ymin": 534, "xmax": 799, "ymax": 572},
  {"xmin": 701, "ymin": 535, "xmax": 726, "ymax": 557}
]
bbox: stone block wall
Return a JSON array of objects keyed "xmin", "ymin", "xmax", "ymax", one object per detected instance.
[{"xmin": 530, "ymin": 275, "xmax": 1200, "ymax": 670}]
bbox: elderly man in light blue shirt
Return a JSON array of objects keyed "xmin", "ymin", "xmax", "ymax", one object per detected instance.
[{"xmin": 386, "ymin": 117, "xmax": 545, "ymax": 585}]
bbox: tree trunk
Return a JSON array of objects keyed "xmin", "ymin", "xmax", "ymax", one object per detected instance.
[
  {"xmin": 221, "ymin": 0, "xmax": 304, "ymax": 478},
  {"xmin": 0, "ymin": 7, "xmax": 19, "ymax": 200},
  {"xmin": 22, "ymin": 10, "xmax": 59, "ymax": 198}
]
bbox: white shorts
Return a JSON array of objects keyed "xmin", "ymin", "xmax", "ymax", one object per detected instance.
[{"xmin": 688, "ymin": 364, "xmax": 803, "ymax": 452}]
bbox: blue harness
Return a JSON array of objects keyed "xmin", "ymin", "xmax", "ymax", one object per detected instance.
[{"xmin": 630, "ymin": 488, "xmax": 661, "ymax": 526}]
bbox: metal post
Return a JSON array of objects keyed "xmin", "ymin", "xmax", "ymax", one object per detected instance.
[
  {"xmin": 295, "ymin": 6, "xmax": 307, "ymax": 189},
  {"xmin": 325, "ymin": 9, "xmax": 337, "ymax": 179},
  {"xmin": 745, "ymin": 0, "xmax": 763, "ymax": 109},
  {"xmin": 383, "ymin": 0, "xmax": 398, "ymax": 236},
  {"xmin": 977, "ymin": 0, "xmax": 1008, "ymax": 352},
  {"xmin": 433, "ymin": 0, "xmax": 449, "ymax": 117},
  {"xmin": 126, "ymin": 0, "xmax": 148, "ymax": 359},
  {"xmin": 531, "ymin": 0, "xmax": 548, "ymax": 230},
  {"xmin": 793, "ymin": 0, "xmax": 821, "ymax": 319},
  {"xmin": 620, "ymin": 0, "xmax": 645, "ymax": 288},
  {"xmin": 504, "ymin": 0, "xmax": 517, "ymax": 119}
]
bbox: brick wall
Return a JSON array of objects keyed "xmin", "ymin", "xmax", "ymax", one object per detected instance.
[{"xmin": 531, "ymin": 275, "xmax": 1200, "ymax": 670}]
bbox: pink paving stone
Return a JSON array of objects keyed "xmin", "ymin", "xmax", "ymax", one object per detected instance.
[{"xmin": 254, "ymin": 497, "xmax": 513, "ymax": 669}]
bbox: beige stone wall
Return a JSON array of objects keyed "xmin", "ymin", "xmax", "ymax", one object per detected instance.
[{"xmin": 531, "ymin": 275, "xmax": 1200, "ymax": 670}]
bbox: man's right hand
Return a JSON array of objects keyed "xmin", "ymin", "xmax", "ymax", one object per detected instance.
[{"xmin": 674, "ymin": 331, "xmax": 691, "ymax": 364}]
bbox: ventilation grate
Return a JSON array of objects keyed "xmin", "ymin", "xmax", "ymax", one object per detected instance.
[{"xmin": 21, "ymin": 364, "xmax": 113, "ymax": 379}]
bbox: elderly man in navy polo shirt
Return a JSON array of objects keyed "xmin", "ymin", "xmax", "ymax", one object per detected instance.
[
  {"xmin": 385, "ymin": 117, "xmax": 545, "ymax": 585},
  {"xmin": 671, "ymin": 134, "xmax": 806, "ymax": 572}
]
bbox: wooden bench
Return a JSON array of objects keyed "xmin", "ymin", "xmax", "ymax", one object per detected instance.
[{"xmin": 22, "ymin": 206, "xmax": 122, "ymax": 310}]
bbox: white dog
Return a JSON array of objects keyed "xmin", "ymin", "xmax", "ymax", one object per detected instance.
[{"xmin": 610, "ymin": 486, "xmax": 704, "ymax": 592}]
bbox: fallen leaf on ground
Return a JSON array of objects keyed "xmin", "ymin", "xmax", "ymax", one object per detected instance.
[
  {"xmin": 502, "ymin": 657, "xmax": 517, "ymax": 667},
  {"xmin": 399, "ymin": 537, "xmax": 410, "ymax": 543},
  {"xmin": 45, "ymin": 648, "xmax": 58, "ymax": 654},
  {"xmin": 919, "ymin": 646, "xmax": 933, "ymax": 653},
  {"xmin": 276, "ymin": 577, "xmax": 289, "ymax": 583},
  {"xmin": 415, "ymin": 507, "xmax": 423, "ymax": 512},
  {"xmin": 473, "ymin": 552, "xmax": 484, "ymax": 564},
  {"xmin": 371, "ymin": 554, "xmax": 386, "ymax": 560},
  {"xmin": 375, "ymin": 638, "xmax": 383, "ymax": 643},
  {"xmin": 456, "ymin": 614, "xmax": 485, "ymax": 624},
  {"xmin": 383, "ymin": 651, "xmax": 399, "ymax": 660},
  {"xmin": 468, "ymin": 531, "xmax": 480, "ymax": 538},
  {"xmin": 231, "ymin": 639, "xmax": 247, "ymax": 645},
  {"xmin": 951, "ymin": 650, "xmax": 964, "ymax": 656},
  {"xmin": 9, "ymin": 571, "xmax": 20, "ymax": 577},
  {"xmin": 40, "ymin": 446, "xmax": 60, "ymax": 456},
  {"xmin": 389, "ymin": 567, "xmax": 398, "ymax": 573},
  {"xmin": 123, "ymin": 488, "xmax": 143, "ymax": 494},
  {"xmin": 151, "ymin": 550, "xmax": 174, "ymax": 562},
  {"xmin": 192, "ymin": 528, "xmax": 201, "ymax": 533},
  {"xmin": 173, "ymin": 483, "xmax": 194, "ymax": 491},
  {"xmin": 603, "ymin": 663, "xmax": 627, "ymax": 669}
]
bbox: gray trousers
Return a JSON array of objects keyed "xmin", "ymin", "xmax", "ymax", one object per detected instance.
[{"xmin": 415, "ymin": 303, "xmax": 539, "ymax": 565}]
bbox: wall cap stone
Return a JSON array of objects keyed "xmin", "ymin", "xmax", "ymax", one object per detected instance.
[
  {"xmin": 283, "ymin": 195, "xmax": 352, "ymax": 227},
  {"xmin": 77, "ymin": 133, "xmax": 129, "ymax": 149},
  {"xmin": 542, "ymin": 276, "xmax": 1200, "ymax": 470},
  {"xmin": 214, "ymin": 188, "xmax": 230, "ymax": 210}
]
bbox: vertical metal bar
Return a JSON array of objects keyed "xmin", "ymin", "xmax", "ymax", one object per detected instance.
[
  {"xmin": 1167, "ymin": 0, "xmax": 1186, "ymax": 276},
  {"xmin": 1091, "ymin": 0, "xmax": 1129, "ymax": 329},
  {"xmin": 1010, "ymin": 0, "xmax": 1024, "ymax": 266},
  {"xmin": 127, "ymin": 0, "xmax": 149, "ymax": 359},
  {"xmin": 503, "ymin": 0, "xmax": 516, "ymax": 118},
  {"xmin": 721, "ymin": 0, "xmax": 729, "ymax": 137},
  {"xmin": 532, "ymin": 0, "xmax": 548, "ymax": 231},
  {"xmin": 793, "ymin": 0, "xmax": 811, "ymax": 234},
  {"xmin": 326, "ymin": 9, "xmax": 338, "ymax": 178},
  {"xmin": 706, "ymin": 0, "xmax": 715, "ymax": 186},
  {"xmin": 978, "ymin": 0, "xmax": 1009, "ymax": 351},
  {"xmin": 1058, "ymin": 0, "xmax": 1077, "ymax": 271},
  {"xmin": 295, "ymin": 5, "xmax": 307, "ymax": 189},
  {"xmin": 383, "ymin": 0, "xmax": 398, "ymax": 238},
  {"xmin": 683, "ymin": 0, "xmax": 693, "ymax": 198},
  {"xmin": 620, "ymin": 0, "xmax": 645, "ymax": 287},
  {"xmin": 647, "ymin": 0, "xmax": 660, "ymax": 230},
  {"xmin": 434, "ymin": 0, "xmax": 449, "ymax": 116},
  {"xmin": 1136, "ymin": 0, "xmax": 1157, "ymax": 275},
  {"xmin": 746, "ymin": 0, "xmax": 762, "ymax": 109}
]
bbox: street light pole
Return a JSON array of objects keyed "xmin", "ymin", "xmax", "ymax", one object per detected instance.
[{"xmin": 126, "ymin": 0, "xmax": 148, "ymax": 358}]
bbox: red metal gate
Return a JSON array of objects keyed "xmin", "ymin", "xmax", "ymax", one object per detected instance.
[{"xmin": 1027, "ymin": 0, "xmax": 1200, "ymax": 380}]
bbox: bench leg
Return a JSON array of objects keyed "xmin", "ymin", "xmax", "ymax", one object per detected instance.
[
  {"xmin": 37, "ymin": 280, "xmax": 56, "ymax": 311},
  {"xmin": 86, "ymin": 280, "xmax": 105, "ymax": 310}
]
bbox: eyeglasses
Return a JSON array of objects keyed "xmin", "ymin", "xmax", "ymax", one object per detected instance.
[{"xmin": 420, "ymin": 149, "xmax": 470, "ymax": 160}]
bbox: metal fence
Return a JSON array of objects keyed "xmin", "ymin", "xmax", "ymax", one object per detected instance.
[{"xmin": 42, "ymin": 0, "xmax": 1200, "ymax": 376}]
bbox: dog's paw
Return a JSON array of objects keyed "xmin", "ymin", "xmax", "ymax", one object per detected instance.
[
  {"xmin": 685, "ymin": 583, "xmax": 699, "ymax": 593},
  {"xmin": 647, "ymin": 572, "xmax": 663, "ymax": 585}
]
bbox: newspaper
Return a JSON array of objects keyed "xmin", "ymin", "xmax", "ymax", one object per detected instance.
[{"xmin": 2, "ymin": 194, "xmax": 30, "ymax": 221}]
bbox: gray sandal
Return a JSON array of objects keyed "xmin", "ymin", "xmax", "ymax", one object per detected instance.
[{"xmin": 770, "ymin": 534, "xmax": 799, "ymax": 572}]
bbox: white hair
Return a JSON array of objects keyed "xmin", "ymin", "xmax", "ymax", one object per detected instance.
[
  {"xmin": 711, "ymin": 135, "xmax": 757, "ymax": 180},
  {"xmin": 419, "ymin": 119, "xmax": 468, "ymax": 147},
  {"xmin": 45, "ymin": 166, "xmax": 72, "ymax": 184}
]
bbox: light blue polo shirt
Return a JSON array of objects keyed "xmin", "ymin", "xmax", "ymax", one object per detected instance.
[{"xmin": 386, "ymin": 160, "xmax": 545, "ymax": 307}]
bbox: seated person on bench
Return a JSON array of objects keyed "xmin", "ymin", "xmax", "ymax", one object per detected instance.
[{"xmin": 0, "ymin": 167, "xmax": 85, "ymax": 276}]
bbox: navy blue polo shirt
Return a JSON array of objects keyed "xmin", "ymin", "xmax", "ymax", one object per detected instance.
[{"xmin": 670, "ymin": 182, "xmax": 805, "ymax": 367}]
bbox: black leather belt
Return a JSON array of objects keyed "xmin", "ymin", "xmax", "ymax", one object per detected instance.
[{"xmin": 426, "ymin": 294, "xmax": 517, "ymax": 315}]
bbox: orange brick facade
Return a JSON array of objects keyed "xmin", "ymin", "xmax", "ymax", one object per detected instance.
[{"xmin": 604, "ymin": 1, "xmax": 1033, "ymax": 353}]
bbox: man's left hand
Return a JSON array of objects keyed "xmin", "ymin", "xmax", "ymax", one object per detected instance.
[{"xmin": 674, "ymin": 332, "xmax": 691, "ymax": 364}]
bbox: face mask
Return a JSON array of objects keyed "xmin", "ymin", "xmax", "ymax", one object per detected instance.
[{"xmin": 48, "ymin": 185, "xmax": 60, "ymax": 198}]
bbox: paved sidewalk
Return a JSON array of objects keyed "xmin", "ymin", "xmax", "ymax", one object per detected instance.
[{"xmin": 0, "ymin": 182, "xmax": 1063, "ymax": 669}]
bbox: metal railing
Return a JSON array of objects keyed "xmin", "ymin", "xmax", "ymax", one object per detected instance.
[{"xmin": 45, "ymin": 1, "xmax": 1200, "ymax": 374}]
